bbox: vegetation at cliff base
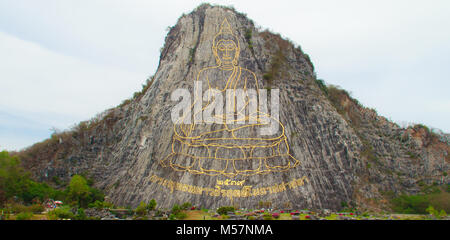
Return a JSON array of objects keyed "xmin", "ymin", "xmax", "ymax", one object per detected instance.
[
  {"xmin": 0, "ymin": 151, "xmax": 62, "ymax": 205},
  {"xmin": 170, "ymin": 204, "xmax": 188, "ymax": 220},
  {"xmin": 389, "ymin": 184, "xmax": 450, "ymax": 215},
  {"xmin": 0, "ymin": 151, "xmax": 110, "ymax": 219},
  {"xmin": 217, "ymin": 206, "xmax": 235, "ymax": 215}
]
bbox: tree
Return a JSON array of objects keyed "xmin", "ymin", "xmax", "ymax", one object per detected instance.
[
  {"xmin": 0, "ymin": 151, "xmax": 62, "ymax": 205},
  {"xmin": 66, "ymin": 174, "xmax": 105, "ymax": 207},
  {"xmin": 0, "ymin": 151, "xmax": 30, "ymax": 205},
  {"xmin": 147, "ymin": 199, "xmax": 157, "ymax": 211},
  {"xmin": 67, "ymin": 175, "xmax": 91, "ymax": 207},
  {"xmin": 135, "ymin": 201, "xmax": 149, "ymax": 216},
  {"xmin": 0, "ymin": 151, "xmax": 105, "ymax": 209},
  {"xmin": 427, "ymin": 205, "xmax": 447, "ymax": 219},
  {"xmin": 217, "ymin": 206, "xmax": 235, "ymax": 215},
  {"xmin": 170, "ymin": 204, "xmax": 187, "ymax": 219}
]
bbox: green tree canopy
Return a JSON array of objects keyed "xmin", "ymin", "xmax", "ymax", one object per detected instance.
[{"xmin": 67, "ymin": 175, "xmax": 104, "ymax": 208}]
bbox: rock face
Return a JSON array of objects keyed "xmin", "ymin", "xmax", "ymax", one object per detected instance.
[{"xmin": 18, "ymin": 4, "xmax": 449, "ymax": 211}]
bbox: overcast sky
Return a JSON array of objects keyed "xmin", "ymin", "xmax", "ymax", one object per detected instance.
[{"xmin": 1, "ymin": 0, "xmax": 449, "ymax": 151}]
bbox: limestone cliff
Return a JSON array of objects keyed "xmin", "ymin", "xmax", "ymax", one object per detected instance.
[{"xmin": 17, "ymin": 4, "xmax": 449, "ymax": 211}]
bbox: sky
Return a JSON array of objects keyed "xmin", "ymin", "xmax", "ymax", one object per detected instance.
[{"xmin": 1, "ymin": 0, "xmax": 449, "ymax": 151}]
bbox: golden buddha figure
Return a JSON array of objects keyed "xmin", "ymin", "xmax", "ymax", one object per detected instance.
[{"xmin": 161, "ymin": 18, "xmax": 299, "ymax": 177}]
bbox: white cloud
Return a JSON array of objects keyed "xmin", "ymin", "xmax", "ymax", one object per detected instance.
[
  {"xmin": 0, "ymin": 31, "xmax": 147, "ymax": 117},
  {"xmin": 0, "ymin": 31, "xmax": 147, "ymax": 150}
]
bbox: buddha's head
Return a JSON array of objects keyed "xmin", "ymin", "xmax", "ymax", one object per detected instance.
[{"xmin": 212, "ymin": 18, "xmax": 240, "ymax": 68}]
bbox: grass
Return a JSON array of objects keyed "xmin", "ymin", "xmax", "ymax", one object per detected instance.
[
  {"xmin": 278, "ymin": 213, "xmax": 292, "ymax": 220},
  {"xmin": 324, "ymin": 214, "xmax": 339, "ymax": 220},
  {"xmin": 7, "ymin": 213, "xmax": 48, "ymax": 220},
  {"xmin": 184, "ymin": 210, "xmax": 216, "ymax": 220}
]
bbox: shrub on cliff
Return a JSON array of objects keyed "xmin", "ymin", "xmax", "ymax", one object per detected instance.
[
  {"xmin": 66, "ymin": 175, "xmax": 104, "ymax": 208},
  {"xmin": 134, "ymin": 199, "xmax": 157, "ymax": 216},
  {"xmin": 147, "ymin": 199, "xmax": 157, "ymax": 211},
  {"xmin": 88, "ymin": 200, "xmax": 114, "ymax": 210},
  {"xmin": 135, "ymin": 201, "xmax": 148, "ymax": 216},
  {"xmin": 48, "ymin": 205, "xmax": 74, "ymax": 220},
  {"xmin": 217, "ymin": 206, "xmax": 235, "ymax": 215},
  {"xmin": 170, "ymin": 204, "xmax": 187, "ymax": 219},
  {"xmin": 181, "ymin": 202, "xmax": 192, "ymax": 210}
]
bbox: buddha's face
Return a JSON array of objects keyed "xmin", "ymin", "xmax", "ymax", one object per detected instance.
[{"xmin": 215, "ymin": 39, "xmax": 238, "ymax": 66}]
